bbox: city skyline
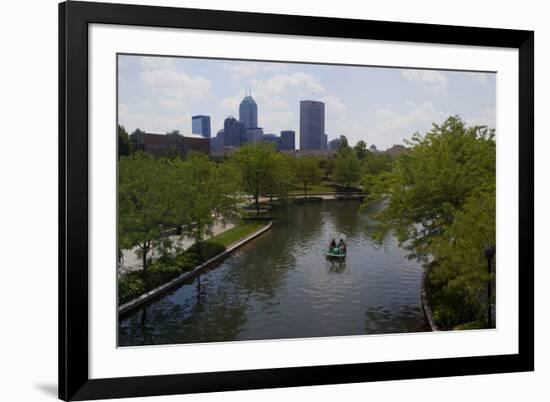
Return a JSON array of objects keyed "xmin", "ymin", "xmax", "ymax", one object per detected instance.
[{"xmin": 118, "ymin": 55, "xmax": 496, "ymax": 149}]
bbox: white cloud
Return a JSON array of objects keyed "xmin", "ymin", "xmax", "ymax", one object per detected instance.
[
  {"xmin": 140, "ymin": 69, "xmax": 211, "ymax": 100},
  {"xmin": 321, "ymin": 94, "xmax": 346, "ymax": 114},
  {"xmin": 465, "ymin": 108, "xmax": 496, "ymax": 130},
  {"xmin": 223, "ymin": 62, "xmax": 287, "ymax": 78},
  {"xmin": 138, "ymin": 56, "xmax": 211, "ymax": 105},
  {"xmin": 401, "ymin": 69, "xmax": 448, "ymax": 91},
  {"xmin": 261, "ymin": 111, "xmax": 293, "ymax": 129},
  {"xmin": 139, "ymin": 56, "xmax": 175, "ymax": 70},
  {"xmin": 466, "ymin": 72, "xmax": 493, "ymax": 85},
  {"xmin": 157, "ymin": 98, "xmax": 188, "ymax": 110},
  {"xmin": 138, "ymin": 99, "xmax": 153, "ymax": 109},
  {"xmin": 369, "ymin": 101, "xmax": 447, "ymax": 148},
  {"xmin": 252, "ymin": 72, "xmax": 324, "ymax": 94},
  {"xmin": 118, "ymin": 102, "xmax": 191, "ymax": 134},
  {"xmin": 219, "ymin": 95, "xmax": 241, "ymax": 113}
]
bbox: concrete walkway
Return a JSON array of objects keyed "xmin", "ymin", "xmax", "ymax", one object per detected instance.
[
  {"xmin": 256, "ymin": 193, "xmax": 366, "ymax": 202},
  {"xmin": 119, "ymin": 219, "xmax": 236, "ymax": 275}
]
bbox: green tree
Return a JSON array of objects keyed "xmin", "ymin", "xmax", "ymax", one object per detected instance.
[
  {"xmin": 294, "ymin": 156, "xmax": 322, "ymax": 199},
  {"xmin": 428, "ymin": 186, "xmax": 495, "ymax": 329},
  {"xmin": 364, "ymin": 116, "xmax": 495, "ymax": 260},
  {"xmin": 118, "ymin": 153, "xmax": 176, "ymax": 272},
  {"xmin": 167, "ymin": 146, "xmax": 180, "ymax": 161},
  {"xmin": 319, "ymin": 157, "xmax": 335, "ymax": 180},
  {"xmin": 264, "ymin": 153, "xmax": 295, "ymax": 204},
  {"xmin": 210, "ymin": 160, "xmax": 243, "ymax": 221},
  {"xmin": 334, "ymin": 147, "xmax": 362, "ymax": 190},
  {"xmin": 361, "ymin": 116, "xmax": 496, "ymax": 329},
  {"xmin": 362, "ymin": 152, "xmax": 393, "ymax": 176},
  {"xmin": 176, "ymin": 154, "xmax": 240, "ymax": 252},
  {"xmin": 234, "ymin": 142, "xmax": 278, "ymax": 215},
  {"xmin": 337, "ymin": 136, "xmax": 349, "ymax": 152},
  {"xmin": 118, "ymin": 124, "xmax": 131, "ymax": 159},
  {"xmin": 354, "ymin": 140, "xmax": 368, "ymax": 160}
]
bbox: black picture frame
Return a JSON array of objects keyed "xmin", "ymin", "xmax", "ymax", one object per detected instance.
[{"xmin": 59, "ymin": 1, "xmax": 534, "ymax": 400}]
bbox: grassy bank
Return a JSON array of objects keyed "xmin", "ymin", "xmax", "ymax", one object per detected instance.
[
  {"xmin": 118, "ymin": 221, "xmax": 269, "ymax": 305},
  {"xmin": 208, "ymin": 221, "xmax": 267, "ymax": 247},
  {"xmin": 289, "ymin": 181, "xmax": 336, "ymax": 195}
]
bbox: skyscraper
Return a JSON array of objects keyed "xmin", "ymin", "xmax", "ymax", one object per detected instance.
[
  {"xmin": 246, "ymin": 127, "xmax": 264, "ymax": 143},
  {"xmin": 262, "ymin": 133, "xmax": 280, "ymax": 150},
  {"xmin": 223, "ymin": 117, "xmax": 246, "ymax": 146},
  {"xmin": 300, "ymin": 100, "xmax": 325, "ymax": 150},
  {"xmin": 280, "ymin": 130, "xmax": 296, "ymax": 151},
  {"xmin": 239, "ymin": 89, "xmax": 258, "ymax": 129},
  {"xmin": 191, "ymin": 115, "xmax": 211, "ymax": 139},
  {"xmin": 210, "ymin": 129, "xmax": 225, "ymax": 152}
]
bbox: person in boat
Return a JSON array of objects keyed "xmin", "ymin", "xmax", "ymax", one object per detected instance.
[
  {"xmin": 338, "ymin": 238, "xmax": 346, "ymax": 255},
  {"xmin": 329, "ymin": 239, "xmax": 337, "ymax": 251}
]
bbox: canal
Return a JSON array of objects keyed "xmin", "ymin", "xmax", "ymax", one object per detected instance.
[{"xmin": 119, "ymin": 199, "xmax": 430, "ymax": 346}]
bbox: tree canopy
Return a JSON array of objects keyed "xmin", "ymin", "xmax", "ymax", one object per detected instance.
[
  {"xmin": 293, "ymin": 156, "xmax": 322, "ymax": 198},
  {"xmin": 354, "ymin": 140, "xmax": 368, "ymax": 160},
  {"xmin": 118, "ymin": 124, "xmax": 131, "ymax": 159},
  {"xmin": 234, "ymin": 142, "xmax": 278, "ymax": 214},
  {"xmin": 118, "ymin": 151, "xmax": 242, "ymax": 271},
  {"xmin": 175, "ymin": 154, "xmax": 241, "ymax": 251},
  {"xmin": 334, "ymin": 146, "xmax": 362, "ymax": 190},
  {"xmin": 364, "ymin": 116, "xmax": 495, "ymax": 259},
  {"xmin": 362, "ymin": 115, "xmax": 496, "ymax": 329},
  {"xmin": 118, "ymin": 153, "xmax": 176, "ymax": 271}
]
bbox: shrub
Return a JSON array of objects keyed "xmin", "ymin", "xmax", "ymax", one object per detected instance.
[
  {"xmin": 118, "ymin": 272, "xmax": 146, "ymax": 304},
  {"xmin": 147, "ymin": 261, "xmax": 181, "ymax": 288},
  {"xmin": 174, "ymin": 252, "xmax": 199, "ymax": 270},
  {"xmin": 118, "ymin": 242, "xmax": 226, "ymax": 305},
  {"xmin": 428, "ymin": 273, "xmax": 482, "ymax": 329},
  {"xmin": 453, "ymin": 321, "xmax": 485, "ymax": 330},
  {"xmin": 186, "ymin": 242, "xmax": 226, "ymax": 262}
]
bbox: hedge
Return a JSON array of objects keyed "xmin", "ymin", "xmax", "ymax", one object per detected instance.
[{"xmin": 118, "ymin": 241, "xmax": 226, "ymax": 305}]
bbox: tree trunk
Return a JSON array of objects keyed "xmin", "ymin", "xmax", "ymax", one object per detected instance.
[
  {"xmin": 196, "ymin": 239, "xmax": 202, "ymax": 258},
  {"xmin": 142, "ymin": 243, "xmax": 149, "ymax": 274},
  {"xmin": 255, "ymin": 195, "xmax": 260, "ymax": 216}
]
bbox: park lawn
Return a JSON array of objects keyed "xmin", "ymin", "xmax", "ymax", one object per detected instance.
[
  {"xmin": 289, "ymin": 181, "xmax": 337, "ymax": 195},
  {"xmin": 209, "ymin": 221, "xmax": 268, "ymax": 247}
]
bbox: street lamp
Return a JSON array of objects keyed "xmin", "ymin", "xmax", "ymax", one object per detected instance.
[{"xmin": 484, "ymin": 245, "xmax": 496, "ymax": 328}]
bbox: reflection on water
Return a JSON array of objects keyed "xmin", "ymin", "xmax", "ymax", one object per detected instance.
[{"xmin": 119, "ymin": 200, "xmax": 429, "ymax": 346}]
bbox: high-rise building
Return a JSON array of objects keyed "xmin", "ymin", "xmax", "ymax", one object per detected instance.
[
  {"xmin": 262, "ymin": 133, "xmax": 280, "ymax": 150},
  {"xmin": 280, "ymin": 130, "xmax": 295, "ymax": 151},
  {"xmin": 210, "ymin": 129, "xmax": 225, "ymax": 152},
  {"xmin": 246, "ymin": 127, "xmax": 264, "ymax": 143},
  {"xmin": 300, "ymin": 100, "xmax": 325, "ymax": 150},
  {"xmin": 323, "ymin": 133, "xmax": 328, "ymax": 150},
  {"xmin": 223, "ymin": 117, "xmax": 246, "ymax": 147},
  {"xmin": 191, "ymin": 115, "xmax": 211, "ymax": 139},
  {"xmin": 239, "ymin": 89, "xmax": 258, "ymax": 129}
]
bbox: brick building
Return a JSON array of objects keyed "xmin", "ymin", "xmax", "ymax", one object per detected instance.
[{"xmin": 130, "ymin": 131, "xmax": 210, "ymax": 158}]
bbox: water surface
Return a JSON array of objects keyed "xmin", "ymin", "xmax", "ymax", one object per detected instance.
[{"xmin": 119, "ymin": 200, "xmax": 429, "ymax": 346}]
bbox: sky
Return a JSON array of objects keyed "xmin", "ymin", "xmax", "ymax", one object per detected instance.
[{"xmin": 118, "ymin": 54, "xmax": 496, "ymax": 150}]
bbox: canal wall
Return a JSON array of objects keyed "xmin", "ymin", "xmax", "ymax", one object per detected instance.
[
  {"xmin": 420, "ymin": 264, "xmax": 439, "ymax": 331},
  {"xmin": 119, "ymin": 221, "xmax": 273, "ymax": 315}
]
